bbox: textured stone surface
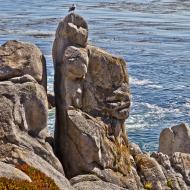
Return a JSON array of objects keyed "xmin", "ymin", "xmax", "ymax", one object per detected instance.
[
  {"xmin": 152, "ymin": 152, "xmax": 189, "ymax": 190},
  {"xmin": 0, "ymin": 161, "xmax": 31, "ymax": 182},
  {"xmin": 70, "ymin": 174, "xmax": 101, "ymax": 186},
  {"xmin": 52, "ymin": 13, "xmax": 88, "ymax": 66},
  {"xmin": 170, "ymin": 152, "xmax": 190, "ymax": 186},
  {"xmin": 53, "ymin": 13, "xmax": 190, "ymax": 190},
  {"xmin": 0, "ymin": 76, "xmax": 48, "ymax": 139},
  {"xmin": 83, "ymin": 45, "xmax": 130, "ymax": 120},
  {"xmin": 53, "ymin": 13, "xmax": 133, "ymax": 189},
  {"xmin": 60, "ymin": 110, "xmax": 142, "ymax": 189},
  {"xmin": 73, "ymin": 180, "xmax": 127, "ymax": 190},
  {"xmin": 0, "ymin": 75, "xmax": 73, "ymax": 190},
  {"xmin": 5, "ymin": 147, "xmax": 73, "ymax": 190},
  {"xmin": 47, "ymin": 92, "xmax": 55, "ymax": 108},
  {"xmin": 135, "ymin": 154, "xmax": 168, "ymax": 190},
  {"xmin": 0, "ymin": 40, "xmax": 47, "ymax": 89},
  {"xmin": 159, "ymin": 123, "xmax": 190, "ymax": 156}
]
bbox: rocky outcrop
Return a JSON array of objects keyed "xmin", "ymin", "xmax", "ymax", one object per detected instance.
[
  {"xmin": 53, "ymin": 13, "xmax": 190, "ymax": 190},
  {"xmin": 0, "ymin": 75, "xmax": 73, "ymax": 189},
  {"xmin": 159, "ymin": 123, "xmax": 190, "ymax": 156},
  {"xmin": 0, "ymin": 40, "xmax": 47, "ymax": 89},
  {"xmin": 0, "ymin": 12, "xmax": 189, "ymax": 190},
  {"xmin": 0, "ymin": 41, "xmax": 74, "ymax": 189},
  {"xmin": 53, "ymin": 13, "xmax": 134, "ymax": 188},
  {"xmin": 152, "ymin": 152, "xmax": 190, "ymax": 189}
]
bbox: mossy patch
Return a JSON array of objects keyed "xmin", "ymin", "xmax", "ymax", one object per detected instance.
[{"xmin": 0, "ymin": 164, "xmax": 59, "ymax": 190}]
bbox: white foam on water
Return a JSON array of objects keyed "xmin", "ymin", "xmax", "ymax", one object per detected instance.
[
  {"xmin": 184, "ymin": 102, "xmax": 190, "ymax": 109},
  {"xmin": 126, "ymin": 114, "xmax": 150, "ymax": 129},
  {"xmin": 130, "ymin": 77, "xmax": 163, "ymax": 89},
  {"xmin": 130, "ymin": 76, "xmax": 153, "ymax": 86},
  {"xmin": 146, "ymin": 84, "xmax": 163, "ymax": 89},
  {"xmin": 184, "ymin": 98, "xmax": 190, "ymax": 109},
  {"xmin": 142, "ymin": 102, "xmax": 181, "ymax": 115},
  {"xmin": 48, "ymin": 108, "xmax": 55, "ymax": 135}
]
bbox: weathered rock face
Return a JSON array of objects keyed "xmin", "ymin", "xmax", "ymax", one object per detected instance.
[
  {"xmin": 52, "ymin": 13, "xmax": 88, "ymax": 65},
  {"xmin": 0, "ymin": 40, "xmax": 47, "ymax": 89},
  {"xmin": 0, "ymin": 75, "xmax": 73, "ymax": 189},
  {"xmin": 0, "ymin": 161, "xmax": 31, "ymax": 182},
  {"xmin": 0, "ymin": 75, "xmax": 48, "ymax": 139},
  {"xmin": 152, "ymin": 152, "xmax": 190, "ymax": 189},
  {"xmin": 71, "ymin": 174, "xmax": 127, "ymax": 190},
  {"xmin": 53, "ymin": 13, "xmax": 190, "ymax": 190},
  {"xmin": 0, "ymin": 40, "xmax": 74, "ymax": 190},
  {"xmin": 47, "ymin": 92, "xmax": 55, "ymax": 108},
  {"xmin": 53, "ymin": 13, "xmax": 138, "ymax": 189},
  {"xmin": 83, "ymin": 45, "xmax": 130, "ymax": 120},
  {"xmin": 159, "ymin": 123, "xmax": 190, "ymax": 156}
]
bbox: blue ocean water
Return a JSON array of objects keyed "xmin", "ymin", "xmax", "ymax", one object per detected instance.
[{"xmin": 0, "ymin": 0, "xmax": 190, "ymax": 152}]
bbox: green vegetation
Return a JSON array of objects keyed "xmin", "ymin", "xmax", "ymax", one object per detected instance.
[
  {"xmin": 167, "ymin": 179, "xmax": 173, "ymax": 189},
  {"xmin": 0, "ymin": 164, "xmax": 59, "ymax": 190},
  {"xmin": 144, "ymin": 181, "xmax": 153, "ymax": 190}
]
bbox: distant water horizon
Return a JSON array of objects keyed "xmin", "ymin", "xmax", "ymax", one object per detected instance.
[{"xmin": 1, "ymin": 0, "xmax": 190, "ymax": 152}]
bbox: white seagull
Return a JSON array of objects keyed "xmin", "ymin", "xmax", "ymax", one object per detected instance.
[{"xmin": 68, "ymin": 4, "xmax": 76, "ymax": 13}]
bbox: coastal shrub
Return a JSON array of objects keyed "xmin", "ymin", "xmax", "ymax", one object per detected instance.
[
  {"xmin": 144, "ymin": 181, "xmax": 153, "ymax": 190},
  {"xmin": 0, "ymin": 164, "xmax": 59, "ymax": 190}
]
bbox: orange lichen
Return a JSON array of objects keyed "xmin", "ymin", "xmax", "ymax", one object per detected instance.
[{"xmin": 0, "ymin": 164, "xmax": 59, "ymax": 190}]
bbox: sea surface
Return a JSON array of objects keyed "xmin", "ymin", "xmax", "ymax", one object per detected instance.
[{"xmin": 1, "ymin": 0, "xmax": 190, "ymax": 152}]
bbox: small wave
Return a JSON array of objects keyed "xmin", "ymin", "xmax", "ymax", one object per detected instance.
[
  {"xmin": 184, "ymin": 103, "xmax": 190, "ymax": 109},
  {"xmin": 174, "ymin": 85, "xmax": 186, "ymax": 90},
  {"xmin": 142, "ymin": 102, "xmax": 180, "ymax": 114},
  {"xmin": 130, "ymin": 77, "xmax": 153, "ymax": 86},
  {"xmin": 27, "ymin": 32, "xmax": 54, "ymax": 38},
  {"xmin": 48, "ymin": 108, "xmax": 55, "ymax": 135},
  {"xmin": 146, "ymin": 84, "xmax": 163, "ymax": 89},
  {"xmin": 130, "ymin": 77, "xmax": 163, "ymax": 89},
  {"xmin": 127, "ymin": 123, "xmax": 148, "ymax": 129},
  {"xmin": 126, "ymin": 115, "xmax": 150, "ymax": 129}
]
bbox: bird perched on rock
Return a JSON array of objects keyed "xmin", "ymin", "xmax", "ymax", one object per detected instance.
[{"xmin": 68, "ymin": 4, "xmax": 76, "ymax": 13}]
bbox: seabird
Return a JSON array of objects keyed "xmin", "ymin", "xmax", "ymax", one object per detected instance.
[{"xmin": 68, "ymin": 4, "xmax": 76, "ymax": 13}]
